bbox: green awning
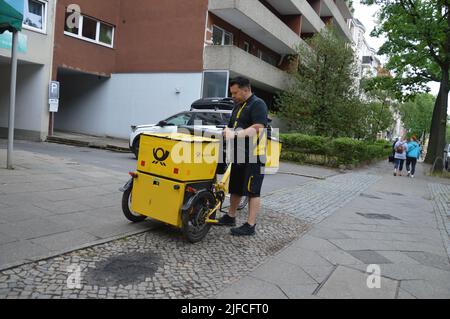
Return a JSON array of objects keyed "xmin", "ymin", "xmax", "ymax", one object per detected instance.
[{"xmin": 0, "ymin": 0, "xmax": 24, "ymax": 34}]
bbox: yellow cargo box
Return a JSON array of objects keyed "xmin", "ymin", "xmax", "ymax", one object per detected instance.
[
  {"xmin": 137, "ymin": 133, "xmax": 220, "ymax": 182},
  {"xmin": 130, "ymin": 172, "xmax": 186, "ymax": 227}
]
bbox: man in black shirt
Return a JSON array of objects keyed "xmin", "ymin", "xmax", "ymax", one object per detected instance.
[{"xmin": 217, "ymin": 77, "xmax": 268, "ymax": 236}]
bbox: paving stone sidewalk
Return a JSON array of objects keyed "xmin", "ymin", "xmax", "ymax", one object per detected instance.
[
  {"xmin": 216, "ymin": 162, "xmax": 450, "ymax": 299},
  {"xmin": 1, "ymin": 144, "xmax": 450, "ymax": 299},
  {"xmin": 0, "ymin": 149, "xmax": 153, "ymax": 270}
]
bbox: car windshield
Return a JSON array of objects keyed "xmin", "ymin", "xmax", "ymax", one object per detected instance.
[{"xmin": 164, "ymin": 113, "xmax": 192, "ymax": 126}]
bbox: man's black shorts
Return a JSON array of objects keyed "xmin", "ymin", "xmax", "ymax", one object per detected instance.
[{"xmin": 229, "ymin": 163, "xmax": 265, "ymax": 198}]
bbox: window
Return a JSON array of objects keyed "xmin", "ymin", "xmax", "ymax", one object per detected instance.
[
  {"xmin": 23, "ymin": 0, "xmax": 47, "ymax": 33},
  {"xmin": 257, "ymin": 49, "xmax": 263, "ymax": 59},
  {"xmin": 243, "ymin": 42, "xmax": 250, "ymax": 53},
  {"xmin": 99, "ymin": 23, "xmax": 113, "ymax": 45},
  {"xmin": 260, "ymin": 51, "xmax": 278, "ymax": 67},
  {"xmin": 212, "ymin": 25, "xmax": 233, "ymax": 46},
  {"xmin": 222, "ymin": 113, "xmax": 231, "ymax": 123},
  {"xmin": 64, "ymin": 9, "xmax": 115, "ymax": 48},
  {"xmin": 82, "ymin": 16, "xmax": 97, "ymax": 40},
  {"xmin": 202, "ymin": 71, "xmax": 229, "ymax": 98},
  {"xmin": 193, "ymin": 113, "xmax": 225, "ymax": 125},
  {"xmin": 165, "ymin": 113, "xmax": 192, "ymax": 126}
]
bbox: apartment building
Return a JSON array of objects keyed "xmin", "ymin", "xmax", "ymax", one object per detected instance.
[
  {"xmin": 52, "ymin": 0, "xmax": 354, "ymax": 139},
  {"xmin": 0, "ymin": 0, "xmax": 56, "ymax": 141},
  {"xmin": 2, "ymin": 0, "xmax": 354, "ymax": 140},
  {"xmin": 349, "ymin": 18, "xmax": 382, "ymax": 86}
]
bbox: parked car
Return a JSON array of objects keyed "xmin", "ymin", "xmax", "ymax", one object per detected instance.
[
  {"xmin": 444, "ymin": 144, "xmax": 450, "ymax": 171},
  {"xmin": 129, "ymin": 98, "xmax": 234, "ymax": 158}
]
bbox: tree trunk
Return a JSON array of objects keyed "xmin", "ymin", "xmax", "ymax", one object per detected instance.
[
  {"xmin": 424, "ymin": 90, "xmax": 441, "ymax": 164},
  {"xmin": 425, "ymin": 71, "xmax": 449, "ymax": 171}
]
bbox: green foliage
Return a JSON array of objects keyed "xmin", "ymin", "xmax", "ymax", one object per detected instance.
[
  {"xmin": 280, "ymin": 133, "xmax": 392, "ymax": 167},
  {"xmin": 362, "ymin": 0, "xmax": 447, "ymax": 96},
  {"xmin": 276, "ymin": 26, "xmax": 361, "ymax": 138},
  {"xmin": 398, "ymin": 93, "xmax": 434, "ymax": 137},
  {"xmin": 277, "ymin": 26, "xmax": 394, "ymax": 140},
  {"xmin": 361, "ymin": 0, "xmax": 449, "ymax": 170}
]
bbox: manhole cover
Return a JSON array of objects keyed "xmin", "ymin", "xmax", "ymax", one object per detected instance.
[
  {"xmin": 85, "ymin": 252, "xmax": 160, "ymax": 287},
  {"xmin": 360, "ymin": 193, "xmax": 382, "ymax": 199},
  {"xmin": 356, "ymin": 212, "xmax": 401, "ymax": 220}
]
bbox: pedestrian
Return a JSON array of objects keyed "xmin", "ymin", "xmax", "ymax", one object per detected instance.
[
  {"xmin": 218, "ymin": 76, "xmax": 268, "ymax": 236},
  {"xmin": 393, "ymin": 136, "xmax": 408, "ymax": 176},
  {"xmin": 390, "ymin": 137, "xmax": 399, "ymax": 162},
  {"xmin": 406, "ymin": 136, "xmax": 421, "ymax": 178}
]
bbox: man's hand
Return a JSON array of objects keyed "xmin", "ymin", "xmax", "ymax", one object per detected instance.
[{"xmin": 223, "ymin": 127, "xmax": 235, "ymax": 140}]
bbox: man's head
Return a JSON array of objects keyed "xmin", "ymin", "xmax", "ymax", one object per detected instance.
[{"xmin": 229, "ymin": 77, "xmax": 252, "ymax": 104}]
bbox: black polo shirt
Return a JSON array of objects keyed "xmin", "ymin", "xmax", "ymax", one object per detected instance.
[
  {"xmin": 227, "ymin": 94, "xmax": 268, "ymax": 163},
  {"xmin": 227, "ymin": 94, "xmax": 268, "ymax": 129}
]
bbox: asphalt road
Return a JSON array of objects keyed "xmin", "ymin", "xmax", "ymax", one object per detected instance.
[{"xmin": 0, "ymin": 139, "xmax": 316, "ymax": 194}]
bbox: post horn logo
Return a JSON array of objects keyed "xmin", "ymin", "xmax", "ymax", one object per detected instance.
[{"xmin": 152, "ymin": 148, "xmax": 170, "ymax": 166}]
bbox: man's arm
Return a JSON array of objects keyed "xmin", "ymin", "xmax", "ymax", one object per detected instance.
[{"xmin": 223, "ymin": 124, "xmax": 265, "ymax": 140}]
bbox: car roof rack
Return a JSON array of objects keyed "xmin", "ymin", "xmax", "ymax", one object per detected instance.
[{"xmin": 190, "ymin": 97, "xmax": 234, "ymax": 111}]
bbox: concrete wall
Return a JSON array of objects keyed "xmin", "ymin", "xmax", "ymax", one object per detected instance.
[
  {"xmin": 54, "ymin": 72, "xmax": 202, "ymax": 139},
  {"xmin": 0, "ymin": 0, "xmax": 56, "ymax": 140},
  {"xmin": 0, "ymin": 64, "xmax": 46, "ymax": 140}
]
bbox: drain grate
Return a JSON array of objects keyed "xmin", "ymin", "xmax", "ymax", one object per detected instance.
[
  {"xmin": 85, "ymin": 252, "xmax": 161, "ymax": 287},
  {"xmin": 356, "ymin": 212, "xmax": 401, "ymax": 220}
]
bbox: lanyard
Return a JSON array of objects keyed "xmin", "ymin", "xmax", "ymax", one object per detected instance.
[{"xmin": 233, "ymin": 101, "xmax": 247, "ymax": 129}]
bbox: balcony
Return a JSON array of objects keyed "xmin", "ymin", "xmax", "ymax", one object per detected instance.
[
  {"xmin": 203, "ymin": 45, "xmax": 293, "ymax": 92},
  {"xmin": 265, "ymin": 0, "xmax": 325, "ymax": 34},
  {"xmin": 321, "ymin": 0, "xmax": 352, "ymax": 41},
  {"xmin": 208, "ymin": 0, "xmax": 305, "ymax": 54},
  {"xmin": 335, "ymin": 0, "xmax": 353, "ymax": 20}
]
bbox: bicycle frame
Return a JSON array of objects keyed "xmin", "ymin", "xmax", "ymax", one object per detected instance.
[{"xmin": 205, "ymin": 163, "xmax": 233, "ymax": 224}]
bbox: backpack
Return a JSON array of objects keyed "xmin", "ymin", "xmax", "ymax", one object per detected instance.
[{"xmin": 395, "ymin": 144, "xmax": 404, "ymax": 153}]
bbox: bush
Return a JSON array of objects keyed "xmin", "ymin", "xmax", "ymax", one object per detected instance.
[{"xmin": 280, "ymin": 134, "xmax": 392, "ymax": 167}]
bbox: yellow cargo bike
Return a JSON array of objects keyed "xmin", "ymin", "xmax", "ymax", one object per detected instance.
[{"xmin": 120, "ymin": 130, "xmax": 281, "ymax": 243}]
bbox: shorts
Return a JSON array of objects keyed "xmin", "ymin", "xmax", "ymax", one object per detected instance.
[{"xmin": 229, "ymin": 163, "xmax": 265, "ymax": 198}]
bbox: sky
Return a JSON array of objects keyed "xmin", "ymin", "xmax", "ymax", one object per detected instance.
[{"xmin": 352, "ymin": 0, "xmax": 443, "ymax": 99}]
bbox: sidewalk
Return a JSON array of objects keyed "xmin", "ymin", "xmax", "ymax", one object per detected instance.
[
  {"xmin": 0, "ymin": 137, "xmax": 449, "ymax": 298},
  {"xmin": 0, "ymin": 148, "xmax": 154, "ymax": 271},
  {"xmin": 216, "ymin": 161, "xmax": 450, "ymax": 299}
]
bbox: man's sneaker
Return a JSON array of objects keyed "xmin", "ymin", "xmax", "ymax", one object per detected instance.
[
  {"xmin": 407, "ymin": 171, "xmax": 411, "ymax": 177},
  {"xmin": 231, "ymin": 223, "xmax": 256, "ymax": 236},
  {"xmin": 217, "ymin": 214, "xmax": 236, "ymax": 226},
  {"xmin": 411, "ymin": 175, "xmax": 414, "ymax": 178}
]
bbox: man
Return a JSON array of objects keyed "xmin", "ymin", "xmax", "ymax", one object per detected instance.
[{"xmin": 217, "ymin": 76, "xmax": 268, "ymax": 236}]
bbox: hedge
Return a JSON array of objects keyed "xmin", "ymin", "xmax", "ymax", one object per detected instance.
[{"xmin": 279, "ymin": 133, "xmax": 392, "ymax": 167}]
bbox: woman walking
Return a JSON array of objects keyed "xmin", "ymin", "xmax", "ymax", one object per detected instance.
[
  {"xmin": 406, "ymin": 136, "xmax": 421, "ymax": 178},
  {"xmin": 393, "ymin": 136, "xmax": 408, "ymax": 176}
]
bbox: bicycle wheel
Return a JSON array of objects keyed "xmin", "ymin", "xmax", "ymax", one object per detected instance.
[{"xmin": 181, "ymin": 191, "xmax": 216, "ymax": 243}]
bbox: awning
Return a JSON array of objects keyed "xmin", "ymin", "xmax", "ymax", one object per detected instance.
[{"xmin": 0, "ymin": 0, "xmax": 24, "ymax": 34}]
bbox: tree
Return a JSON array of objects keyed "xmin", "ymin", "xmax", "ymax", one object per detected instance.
[
  {"xmin": 361, "ymin": 76, "xmax": 397, "ymax": 139},
  {"xmin": 398, "ymin": 93, "xmax": 434, "ymax": 139},
  {"xmin": 277, "ymin": 26, "xmax": 361, "ymax": 137},
  {"xmin": 362, "ymin": 0, "xmax": 449, "ymax": 171}
]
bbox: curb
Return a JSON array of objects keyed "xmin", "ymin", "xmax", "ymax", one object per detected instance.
[{"xmin": 46, "ymin": 137, "xmax": 130, "ymax": 153}]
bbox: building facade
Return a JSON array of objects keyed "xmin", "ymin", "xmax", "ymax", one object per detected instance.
[
  {"xmin": 0, "ymin": 0, "xmax": 56, "ymax": 141},
  {"xmin": 2, "ymin": 0, "xmax": 354, "ymax": 140}
]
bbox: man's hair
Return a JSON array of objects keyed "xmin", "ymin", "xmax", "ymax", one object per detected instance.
[{"xmin": 230, "ymin": 76, "xmax": 251, "ymax": 89}]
